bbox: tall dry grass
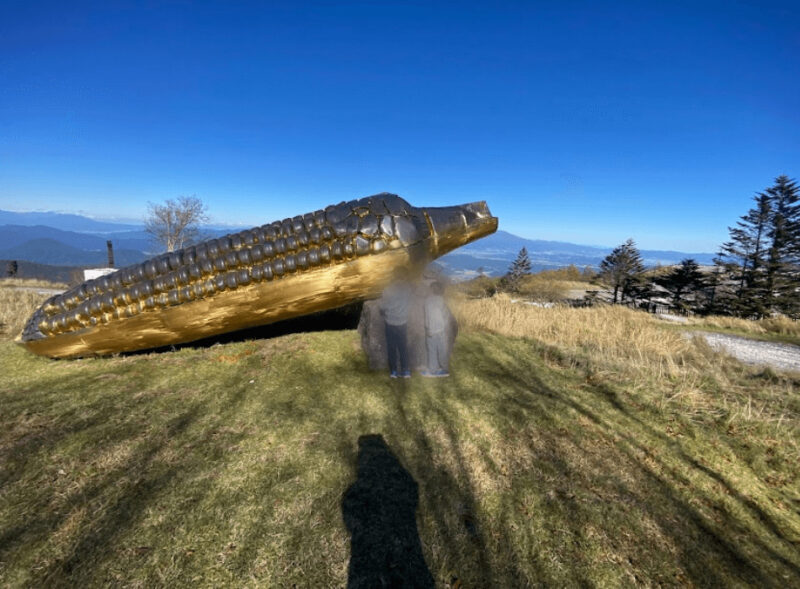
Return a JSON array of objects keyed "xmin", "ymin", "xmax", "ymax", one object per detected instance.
[
  {"xmin": 515, "ymin": 275, "xmax": 572, "ymax": 301},
  {"xmin": 0, "ymin": 279, "xmax": 66, "ymax": 339},
  {"xmin": 695, "ymin": 314, "xmax": 800, "ymax": 339},
  {"xmin": 454, "ymin": 294, "xmax": 692, "ymax": 368},
  {"xmin": 0, "ymin": 278, "xmax": 67, "ymax": 289},
  {"xmin": 451, "ymin": 294, "xmax": 799, "ymax": 424},
  {"xmin": 457, "ymin": 270, "xmax": 590, "ymax": 302},
  {"xmin": 0, "ymin": 288, "xmax": 50, "ymax": 340}
]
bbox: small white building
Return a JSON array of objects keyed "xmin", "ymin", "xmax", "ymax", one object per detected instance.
[{"xmin": 83, "ymin": 268, "xmax": 117, "ymax": 281}]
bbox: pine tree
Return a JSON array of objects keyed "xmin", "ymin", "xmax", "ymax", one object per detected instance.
[
  {"xmin": 657, "ymin": 259, "xmax": 706, "ymax": 312},
  {"xmin": 599, "ymin": 239, "xmax": 645, "ymax": 304},
  {"xmin": 714, "ymin": 192, "xmax": 771, "ymax": 317},
  {"xmin": 764, "ymin": 176, "xmax": 800, "ymax": 316},
  {"xmin": 714, "ymin": 176, "xmax": 800, "ymax": 318},
  {"xmin": 704, "ymin": 266, "xmax": 725, "ymax": 315},
  {"xmin": 505, "ymin": 247, "xmax": 532, "ymax": 292}
]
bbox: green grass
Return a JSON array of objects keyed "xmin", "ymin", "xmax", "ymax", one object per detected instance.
[{"xmin": 1, "ymin": 329, "xmax": 799, "ymax": 587}]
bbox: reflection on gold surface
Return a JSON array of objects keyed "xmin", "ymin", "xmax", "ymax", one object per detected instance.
[{"xmin": 19, "ymin": 193, "xmax": 498, "ymax": 358}]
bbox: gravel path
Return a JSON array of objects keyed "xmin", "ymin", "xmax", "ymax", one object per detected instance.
[
  {"xmin": 656, "ymin": 313, "xmax": 689, "ymax": 324},
  {"xmin": 690, "ymin": 331, "xmax": 800, "ymax": 373}
]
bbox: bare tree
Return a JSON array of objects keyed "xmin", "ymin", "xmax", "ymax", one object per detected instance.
[{"xmin": 145, "ymin": 195, "xmax": 209, "ymax": 252}]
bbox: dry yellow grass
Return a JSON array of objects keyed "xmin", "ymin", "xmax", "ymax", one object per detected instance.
[
  {"xmin": 458, "ymin": 268, "xmax": 592, "ymax": 302},
  {"xmin": 451, "ymin": 294, "xmax": 800, "ymax": 425},
  {"xmin": 516, "ymin": 276, "xmax": 570, "ymax": 301},
  {"xmin": 0, "ymin": 288, "xmax": 50, "ymax": 340},
  {"xmin": 695, "ymin": 314, "xmax": 800, "ymax": 339},
  {"xmin": 0, "ymin": 278, "xmax": 68, "ymax": 289},
  {"xmin": 0, "ymin": 279, "xmax": 66, "ymax": 339},
  {"xmin": 454, "ymin": 293, "xmax": 692, "ymax": 368}
]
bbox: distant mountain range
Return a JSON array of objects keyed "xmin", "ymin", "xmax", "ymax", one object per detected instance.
[
  {"xmin": 0, "ymin": 210, "xmax": 141, "ymax": 233},
  {"xmin": 438, "ymin": 231, "xmax": 716, "ymax": 278},
  {"xmin": 0, "ymin": 209, "xmax": 716, "ymax": 279}
]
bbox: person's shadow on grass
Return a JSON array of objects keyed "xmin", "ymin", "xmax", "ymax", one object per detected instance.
[{"xmin": 342, "ymin": 434, "xmax": 435, "ymax": 589}]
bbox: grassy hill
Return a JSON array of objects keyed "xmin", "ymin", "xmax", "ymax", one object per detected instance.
[{"xmin": 0, "ymin": 293, "xmax": 798, "ymax": 586}]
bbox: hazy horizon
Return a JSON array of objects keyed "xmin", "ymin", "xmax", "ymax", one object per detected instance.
[{"xmin": 0, "ymin": 205, "xmax": 721, "ymax": 254}]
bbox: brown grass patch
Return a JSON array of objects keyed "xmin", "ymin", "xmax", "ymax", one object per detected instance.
[
  {"xmin": 0, "ymin": 278, "xmax": 68, "ymax": 289},
  {"xmin": 0, "ymin": 287, "xmax": 50, "ymax": 340},
  {"xmin": 453, "ymin": 293, "xmax": 691, "ymax": 367},
  {"xmin": 694, "ymin": 314, "xmax": 800, "ymax": 340}
]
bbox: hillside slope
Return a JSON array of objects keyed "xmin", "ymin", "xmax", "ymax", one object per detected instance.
[
  {"xmin": 0, "ymin": 261, "xmax": 78, "ymax": 284},
  {"xmin": 0, "ymin": 303, "xmax": 797, "ymax": 587}
]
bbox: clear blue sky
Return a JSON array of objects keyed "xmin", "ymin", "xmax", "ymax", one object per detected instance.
[{"xmin": 1, "ymin": 1, "xmax": 797, "ymax": 251}]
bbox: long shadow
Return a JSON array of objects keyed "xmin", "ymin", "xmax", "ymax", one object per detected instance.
[
  {"xmin": 453, "ymin": 336, "xmax": 798, "ymax": 586},
  {"xmin": 430, "ymin": 344, "xmax": 593, "ymax": 586},
  {"xmin": 519, "ymin": 343, "xmax": 800, "ymax": 574},
  {"xmin": 386, "ymin": 383, "xmax": 502, "ymax": 586},
  {"xmin": 588, "ymin": 377, "xmax": 798, "ymax": 548},
  {"xmin": 342, "ymin": 434, "xmax": 434, "ymax": 589}
]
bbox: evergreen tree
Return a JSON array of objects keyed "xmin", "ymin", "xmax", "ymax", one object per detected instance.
[
  {"xmin": 714, "ymin": 192, "xmax": 771, "ymax": 316},
  {"xmin": 622, "ymin": 272, "xmax": 655, "ymax": 305},
  {"xmin": 703, "ymin": 266, "xmax": 724, "ymax": 315},
  {"xmin": 657, "ymin": 259, "xmax": 706, "ymax": 312},
  {"xmin": 764, "ymin": 176, "xmax": 800, "ymax": 316},
  {"xmin": 599, "ymin": 239, "xmax": 645, "ymax": 304},
  {"xmin": 714, "ymin": 176, "xmax": 799, "ymax": 318},
  {"xmin": 504, "ymin": 248, "xmax": 532, "ymax": 292}
]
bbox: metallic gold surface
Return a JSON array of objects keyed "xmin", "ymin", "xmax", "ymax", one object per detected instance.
[{"xmin": 18, "ymin": 193, "xmax": 497, "ymax": 358}]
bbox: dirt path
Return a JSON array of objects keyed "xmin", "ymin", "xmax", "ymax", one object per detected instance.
[{"xmin": 690, "ymin": 331, "xmax": 800, "ymax": 373}]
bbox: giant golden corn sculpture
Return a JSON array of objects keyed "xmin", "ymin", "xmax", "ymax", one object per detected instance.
[{"xmin": 18, "ymin": 193, "xmax": 497, "ymax": 358}]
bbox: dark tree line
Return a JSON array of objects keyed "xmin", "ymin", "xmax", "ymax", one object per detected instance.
[
  {"xmin": 596, "ymin": 244, "xmax": 716, "ymax": 314},
  {"xmin": 596, "ymin": 239, "xmax": 706, "ymax": 310},
  {"xmin": 595, "ymin": 175, "xmax": 798, "ymax": 318},
  {"xmin": 657, "ymin": 259, "xmax": 707, "ymax": 312},
  {"xmin": 715, "ymin": 175, "xmax": 799, "ymax": 318},
  {"xmin": 490, "ymin": 177, "xmax": 797, "ymax": 319}
]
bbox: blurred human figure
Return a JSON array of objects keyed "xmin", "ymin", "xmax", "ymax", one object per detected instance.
[
  {"xmin": 422, "ymin": 281, "xmax": 451, "ymax": 377},
  {"xmin": 379, "ymin": 267, "xmax": 412, "ymax": 378}
]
